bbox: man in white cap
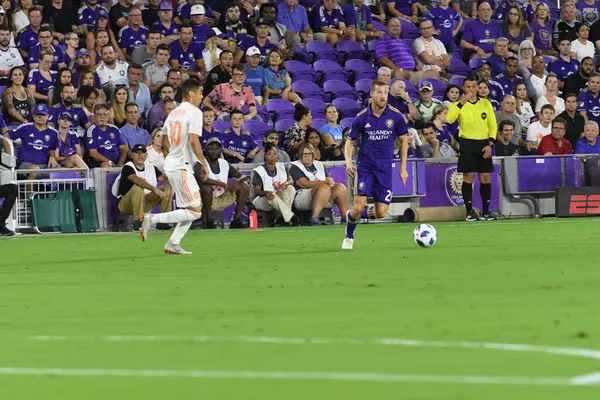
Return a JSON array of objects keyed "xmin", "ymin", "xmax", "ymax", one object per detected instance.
[
  {"xmin": 189, "ymin": 4, "xmax": 215, "ymax": 48},
  {"xmin": 244, "ymin": 46, "xmax": 265, "ymax": 103}
]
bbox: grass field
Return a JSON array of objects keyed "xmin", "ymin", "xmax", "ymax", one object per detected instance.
[{"xmin": 1, "ymin": 218, "xmax": 600, "ymax": 399}]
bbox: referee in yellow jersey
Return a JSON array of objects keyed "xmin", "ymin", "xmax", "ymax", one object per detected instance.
[{"xmin": 446, "ymin": 77, "xmax": 497, "ymax": 221}]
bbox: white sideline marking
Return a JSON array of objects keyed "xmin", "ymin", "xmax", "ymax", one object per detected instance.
[
  {"xmin": 571, "ymin": 372, "xmax": 600, "ymax": 385},
  {"xmin": 0, "ymin": 367, "xmax": 591, "ymax": 386},
  {"xmin": 28, "ymin": 335, "xmax": 600, "ymax": 361}
]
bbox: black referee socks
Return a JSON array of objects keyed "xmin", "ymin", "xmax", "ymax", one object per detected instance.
[
  {"xmin": 461, "ymin": 182, "xmax": 473, "ymax": 213},
  {"xmin": 480, "ymin": 183, "xmax": 491, "ymax": 215}
]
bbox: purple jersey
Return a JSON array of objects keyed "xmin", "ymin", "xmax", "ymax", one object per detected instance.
[
  {"xmin": 578, "ymin": 88, "xmax": 600, "ymax": 124},
  {"xmin": 530, "ymin": 20, "xmax": 553, "ymax": 51},
  {"xmin": 86, "ymin": 123, "xmax": 127, "ymax": 163},
  {"xmin": 387, "ymin": 0, "xmax": 414, "ymax": 15},
  {"xmin": 191, "ymin": 23, "xmax": 215, "ymax": 48},
  {"xmin": 462, "ymin": 19, "xmax": 502, "ymax": 54},
  {"xmin": 169, "ymin": 40, "xmax": 203, "ymax": 72},
  {"xmin": 118, "ymin": 25, "xmax": 149, "ymax": 56},
  {"xmin": 342, "ymin": 3, "xmax": 372, "ymax": 30},
  {"xmin": 495, "ymin": 1, "xmax": 533, "ymax": 22},
  {"xmin": 151, "ymin": 20, "xmax": 181, "ymax": 37},
  {"xmin": 16, "ymin": 26, "xmax": 39, "ymax": 55},
  {"xmin": 49, "ymin": 102, "xmax": 90, "ymax": 130},
  {"xmin": 78, "ymin": 5, "xmax": 109, "ymax": 31},
  {"xmin": 436, "ymin": 122, "xmax": 458, "ymax": 144},
  {"xmin": 577, "ymin": 0, "xmax": 600, "ymax": 25},
  {"xmin": 548, "ymin": 57, "xmax": 580, "ymax": 82},
  {"xmin": 58, "ymin": 130, "xmax": 80, "ymax": 158},
  {"xmin": 11, "ymin": 123, "xmax": 58, "ymax": 165},
  {"xmin": 27, "ymin": 69, "xmax": 57, "ymax": 99},
  {"xmin": 426, "ymin": 6, "xmax": 462, "ymax": 48},
  {"xmin": 27, "ymin": 44, "xmax": 65, "ymax": 70},
  {"xmin": 222, "ymin": 129, "xmax": 258, "ymax": 163},
  {"xmin": 310, "ymin": 5, "xmax": 346, "ymax": 31},
  {"xmin": 494, "ymin": 73, "xmax": 523, "ymax": 95},
  {"xmin": 200, "ymin": 128, "xmax": 222, "ymax": 150}
]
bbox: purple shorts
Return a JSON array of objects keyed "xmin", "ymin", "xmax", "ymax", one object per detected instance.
[{"xmin": 355, "ymin": 166, "xmax": 392, "ymax": 204}]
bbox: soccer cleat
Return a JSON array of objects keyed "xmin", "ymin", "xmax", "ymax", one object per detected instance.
[
  {"xmin": 480, "ymin": 213, "xmax": 497, "ymax": 221},
  {"xmin": 341, "ymin": 238, "xmax": 354, "ymax": 250},
  {"xmin": 229, "ymin": 218, "xmax": 246, "ymax": 229},
  {"xmin": 465, "ymin": 211, "xmax": 479, "ymax": 222},
  {"xmin": 139, "ymin": 213, "xmax": 152, "ymax": 242},
  {"xmin": 164, "ymin": 242, "xmax": 192, "ymax": 255}
]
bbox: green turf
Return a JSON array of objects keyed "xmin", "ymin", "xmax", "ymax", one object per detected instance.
[{"xmin": 1, "ymin": 219, "xmax": 600, "ymax": 399}]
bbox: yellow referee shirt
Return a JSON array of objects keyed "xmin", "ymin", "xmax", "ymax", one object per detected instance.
[{"xmin": 446, "ymin": 98, "xmax": 497, "ymax": 141}]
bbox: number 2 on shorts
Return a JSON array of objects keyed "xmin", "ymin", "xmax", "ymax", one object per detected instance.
[
  {"xmin": 385, "ymin": 190, "xmax": 392, "ymax": 203},
  {"xmin": 168, "ymin": 121, "xmax": 182, "ymax": 146}
]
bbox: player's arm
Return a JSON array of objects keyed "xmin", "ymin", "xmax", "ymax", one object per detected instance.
[
  {"xmin": 189, "ymin": 133, "xmax": 209, "ymax": 178},
  {"xmin": 397, "ymin": 119, "xmax": 409, "ymax": 185}
]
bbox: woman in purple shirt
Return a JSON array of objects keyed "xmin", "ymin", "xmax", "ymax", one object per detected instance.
[
  {"xmin": 55, "ymin": 112, "xmax": 88, "ymax": 168},
  {"xmin": 501, "ymin": 7, "xmax": 533, "ymax": 53},
  {"xmin": 27, "ymin": 52, "xmax": 57, "ymax": 105},
  {"xmin": 530, "ymin": 3, "xmax": 556, "ymax": 56}
]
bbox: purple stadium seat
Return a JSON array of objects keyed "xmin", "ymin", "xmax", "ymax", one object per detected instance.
[
  {"xmin": 0, "ymin": 86, "xmax": 6, "ymax": 99},
  {"xmin": 301, "ymin": 98, "xmax": 327, "ymax": 119},
  {"xmin": 419, "ymin": 78, "xmax": 447, "ymax": 99},
  {"xmin": 291, "ymin": 81, "xmax": 325, "ymax": 101},
  {"xmin": 311, "ymin": 118, "xmax": 327, "ymax": 130},
  {"xmin": 542, "ymin": 55, "xmax": 556, "ymax": 65},
  {"xmin": 550, "ymin": 8, "xmax": 560, "ymax": 20},
  {"xmin": 372, "ymin": 21, "xmax": 386, "ymax": 32},
  {"xmin": 355, "ymin": 78, "xmax": 373, "ymax": 105},
  {"xmin": 449, "ymin": 75, "xmax": 465, "ymax": 88},
  {"xmin": 266, "ymin": 99, "xmax": 295, "ymax": 121},
  {"xmin": 286, "ymin": 60, "xmax": 318, "ymax": 83},
  {"xmin": 275, "ymin": 118, "xmax": 295, "ymax": 133},
  {"xmin": 314, "ymin": 59, "xmax": 348, "ymax": 84},
  {"xmin": 345, "ymin": 59, "xmax": 377, "ymax": 84},
  {"xmin": 242, "ymin": 120, "xmax": 270, "ymax": 139},
  {"xmin": 469, "ymin": 57, "xmax": 487, "ymax": 70},
  {"xmin": 399, "ymin": 20, "xmax": 419, "ymax": 40},
  {"xmin": 323, "ymin": 80, "xmax": 358, "ymax": 102},
  {"xmin": 449, "ymin": 58, "xmax": 471, "ymax": 77},
  {"xmin": 49, "ymin": 171, "xmax": 84, "ymax": 191},
  {"xmin": 213, "ymin": 121, "xmax": 231, "ymax": 132},
  {"xmin": 340, "ymin": 117, "xmax": 354, "ymax": 129},
  {"xmin": 332, "ymin": 98, "xmax": 362, "ymax": 119},
  {"xmin": 306, "ymin": 40, "xmax": 341, "ymax": 63},
  {"xmin": 336, "ymin": 40, "xmax": 369, "ymax": 63},
  {"xmin": 367, "ymin": 39, "xmax": 378, "ymax": 52}
]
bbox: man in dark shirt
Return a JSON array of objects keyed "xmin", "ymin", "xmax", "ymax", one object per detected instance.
[
  {"xmin": 40, "ymin": 0, "xmax": 77, "ymax": 36},
  {"xmin": 203, "ymin": 50, "xmax": 233, "ymax": 96},
  {"xmin": 563, "ymin": 57, "xmax": 595, "ymax": 99},
  {"xmin": 109, "ymin": 0, "xmax": 134, "ymax": 38},
  {"xmin": 0, "ymin": 183, "xmax": 17, "ymax": 236},
  {"xmin": 495, "ymin": 120, "xmax": 519, "ymax": 156},
  {"xmin": 558, "ymin": 93, "xmax": 585, "ymax": 148}
]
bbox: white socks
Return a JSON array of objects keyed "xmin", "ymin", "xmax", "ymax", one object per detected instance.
[
  {"xmin": 151, "ymin": 209, "xmax": 197, "ymax": 224},
  {"xmin": 169, "ymin": 221, "xmax": 192, "ymax": 245}
]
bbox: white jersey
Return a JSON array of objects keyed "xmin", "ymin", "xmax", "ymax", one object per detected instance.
[
  {"xmin": 163, "ymin": 102, "xmax": 203, "ymax": 172},
  {"xmin": 96, "ymin": 60, "xmax": 129, "ymax": 87}
]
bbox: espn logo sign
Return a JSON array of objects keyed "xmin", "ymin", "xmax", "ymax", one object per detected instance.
[{"xmin": 556, "ymin": 187, "xmax": 600, "ymax": 217}]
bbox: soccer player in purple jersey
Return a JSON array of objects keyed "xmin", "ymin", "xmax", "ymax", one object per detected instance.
[{"xmin": 342, "ymin": 80, "xmax": 409, "ymax": 250}]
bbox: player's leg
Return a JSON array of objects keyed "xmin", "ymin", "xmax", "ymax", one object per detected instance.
[
  {"xmin": 478, "ymin": 145, "xmax": 495, "ymax": 219},
  {"xmin": 343, "ymin": 168, "xmax": 373, "ymax": 248},
  {"xmin": 458, "ymin": 139, "xmax": 478, "ymax": 221},
  {"xmin": 310, "ymin": 183, "xmax": 332, "ymax": 225}
]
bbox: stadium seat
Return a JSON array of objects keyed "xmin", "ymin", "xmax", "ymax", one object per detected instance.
[
  {"xmin": 399, "ymin": 20, "xmax": 419, "ymax": 40},
  {"xmin": 345, "ymin": 59, "xmax": 377, "ymax": 84},
  {"xmin": 306, "ymin": 40, "xmax": 341, "ymax": 63},
  {"xmin": 401, "ymin": 79, "xmax": 419, "ymax": 101},
  {"xmin": 213, "ymin": 121, "xmax": 231, "ymax": 133},
  {"xmin": 274, "ymin": 118, "xmax": 295, "ymax": 133},
  {"xmin": 314, "ymin": 60, "xmax": 348, "ymax": 84},
  {"xmin": 242, "ymin": 120, "xmax": 270, "ymax": 139},
  {"xmin": 550, "ymin": 8, "xmax": 560, "ymax": 20},
  {"xmin": 371, "ymin": 21, "xmax": 386, "ymax": 33},
  {"xmin": 0, "ymin": 85, "xmax": 6, "ymax": 99},
  {"xmin": 333, "ymin": 98, "xmax": 362, "ymax": 119},
  {"xmin": 448, "ymin": 58, "xmax": 471, "ymax": 77},
  {"xmin": 340, "ymin": 117, "xmax": 354, "ymax": 129},
  {"xmin": 323, "ymin": 80, "xmax": 358, "ymax": 102},
  {"xmin": 311, "ymin": 118, "xmax": 327, "ymax": 130},
  {"xmin": 542, "ymin": 55, "xmax": 556, "ymax": 65},
  {"xmin": 449, "ymin": 75, "xmax": 465, "ymax": 88},
  {"xmin": 419, "ymin": 78, "xmax": 447, "ymax": 100},
  {"xmin": 301, "ymin": 98, "xmax": 327, "ymax": 119},
  {"xmin": 355, "ymin": 78, "xmax": 373, "ymax": 104},
  {"xmin": 286, "ymin": 60, "xmax": 318, "ymax": 83},
  {"xmin": 291, "ymin": 81, "xmax": 325, "ymax": 101},
  {"xmin": 336, "ymin": 40, "xmax": 369, "ymax": 63},
  {"xmin": 266, "ymin": 99, "xmax": 295, "ymax": 121}
]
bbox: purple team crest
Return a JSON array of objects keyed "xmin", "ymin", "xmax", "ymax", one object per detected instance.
[{"xmin": 444, "ymin": 166, "xmax": 464, "ymax": 207}]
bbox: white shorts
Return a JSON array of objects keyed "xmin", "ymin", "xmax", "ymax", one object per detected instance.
[
  {"xmin": 294, "ymin": 188, "xmax": 333, "ymax": 211},
  {"xmin": 166, "ymin": 168, "xmax": 201, "ymax": 208}
]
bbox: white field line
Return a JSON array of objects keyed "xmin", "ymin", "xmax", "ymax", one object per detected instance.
[
  {"xmin": 0, "ymin": 367, "xmax": 592, "ymax": 387},
  {"xmin": 28, "ymin": 335, "xmax": 600, "ymax": 361},
  {"xmin": 571, "ymin": 372, "xmax": 600, "ymax": 385}
]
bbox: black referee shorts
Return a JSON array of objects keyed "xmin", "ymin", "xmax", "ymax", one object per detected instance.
[{"xmin": 457, "ymin": 139, "xmax": 494, "ymax": 174}]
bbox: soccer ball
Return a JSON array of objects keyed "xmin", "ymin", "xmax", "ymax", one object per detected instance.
[{"xmin": 413, "ymin": 224, "xmax": 437, "ymax": 248}]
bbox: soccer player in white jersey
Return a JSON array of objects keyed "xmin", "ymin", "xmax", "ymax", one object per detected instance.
[{"xmin": 140, "ymin": 78, "xmax": 209, "ymax": 255}]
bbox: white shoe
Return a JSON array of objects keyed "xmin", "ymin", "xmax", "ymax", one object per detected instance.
[
  {"xmin": 164, "ymin": 241, "xmax": 192, "ymax": 255},
  {"xmin": 140, "ymin": 213, "xmax": 152, "ymax": 242},
  {"xmin": 341, "ymin": 238, "xmax": 354, "ymax": 250}
]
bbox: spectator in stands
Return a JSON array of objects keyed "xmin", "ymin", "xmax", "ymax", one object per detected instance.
[
  {"xmin": 577, "ymin": 0, "xmax": 600, "ymax": 26},
  {"xmin": 426, "ymin": 0, "xmax": 462, "ymax": 53},
  {"xmin": 553, "ymin": 2, "xmax": 581, "ymax": 48},
  {"xmin": 176, "ymin": 0, "xmax": 218, "ymax": 25},
  {"xmin": 204, "ymin": 50, "xmax": 233, "ymax": 96},
  {"xmin": 221, "ymin": 109, "xmax": 259, "ymax": 163},
  {"xmin": 517, "ymin": 40, "xmax": 535, "ymax": 78},
  {"xmin": 320, "ymin": 105, "xmax": 343, "ymax": 149},
  {"xmin": 496, "ymin": 0, "xmax": 534, "ymax": 23},
  {"xmin": 375, "ymin": 18, "xmax": 414, "ymax": 80},
  {"xmin": 548, "ymin": 38, "xmax": 580, "ymax": 89},
  {"xmin": 198, "ymin": 137, "xmax": 249, "ymax": 229},
  {"xmin": 0, "ymin": 27, "xmax": 24, "ymax": 86},
  {"xmin": 571, "ymin": 24, "xmax": 594, "ymax": 62},
  {"xmin": 564, "ymin": 56, "xmax": 594, "ymax": 98},
  {"xmin": 236, "ymin": 18, "xmax": 279, "ymax": 64},
  {"xmin": 501, "ymin": 7, "xmax": 533, "ymax": 54},
  {"xmin": 0, "ymin": 181, "xmax": 17, "ymax": 235},
  {"xmin": 536, "ymin": 74, "xmax": 565, "ymax": 118},
  {"xmin": 513, "ymin": 83, "xmax": 534, "ymax": 134},
  {"xmin": 146, "ymin": 128, "xmax": 165, "ymax": 167},
  {"xmin": 443, "ymin": 84, "xmax": 461, "ymax": 107},
  {"xmin": 96, "ymin": 44, "xmax": 130, "ymax": 92},
  {"xmin": 16, "ymin": 6, "xmax": 42, "ymax": 60},
  {"xmin": 77, "ymin": 86, "xmax": 101, "ymax": 136},
  {"xmin": 461, "ymin": 2, "xmax": 502, "ymax": 58},
  {"xmin": 142, "ymin": 0, "xmax": 161, "ymax": 27},
  {"xmin": 526, "ymin": 55, "xmax": 547, "ymax": 102},
  {"xmin": 120, "ymin": 103, "xmax": 151, "ymax": 152},
  {"xmin": 151, "ymin": 1, "xmax": 180, "ymax": 44},
  {"xmin": 305, "ymin": 127, "xmax": 336, "ymax": 161},
  {"xmin": 495, "ymin": 120, "xmax": 520, "ymax": 156},
  {"xmin": 199, "ymin": 107, "xmax": 220, "ymax": 150},
  {"xmin": 205, "ymin": 63, "xmax": 259, "ymax": 121},
  {"xmin": 487, "ymin": 37, "xmax": 513, "ymax": 77},
  {"xmin": 254, "ymin": 129, "xmax": 291, "ymax": 163},
  {"xmin": 244, "ymin": 47, "xmax": 265, "ymax": 103},
  {"xmin": 290, "ymin": 142, "xmax": 348, "ymax": 225},
  {"xmin": 13, "ymin": 0, "xmax": 34, "ymax": 32},
  {"xmin": 27, "ymin": 27, "xmax": 66, "ymax": 71},
  {"xmin": 73, "ymin": 50, "xmax": 102, "ymax": 90},
  {"xmin": 530, "ymin": 3, "xmax": 555, "ymax": 56},
  {"xmin": 309, "ymin": 0, "xmax": 350, "ymax": 45},
  {"xmin": 276, "ymin": 0, "xmax": 314, "ymax": 46},
  {"xmin": 559, "ymin": 93, "xmax": 585, "ymax": 148},
  {"xmin": 189, "ymin": 5, "xmax": 217, "ymax": 49},
  {"xmin": 252, "ymin": 143, "xmax": 298, "ymax": 226},
  {"xmin": 495, "ymin": 58, "xmax": 523, "ymax": 101},
  {"xmin": 526, "ymin": 103, "xmax": 554, "ymax": 152},
  {"xmin": 9, "ymin": 104, "xmax": 59, "ymax": 178},
  {"xmin": 55, "ymin": 112, "xmax": 87, "ymax": 169},
  {"xmin": 79, "ymin": 0, "xmax": 108, "ymax": 35},
  {"xmin": 495, "ymin": 95, "xmax": 522, "ymax": 142},
  {"xmin": 415, "ymin": 81, "xmax": 443, "ymax": 123},
  {"xmin": 475, "ymin": 62, "xmax": 505, "ymax": 103},
  {"xmin": 116, "ymin": 143, "xmax": 173, "ymax": 232},
  {"xmin": 27, "ymin": 51, "xmax": 57, "ymax": 105},
  {"xmin": 536, "ymin": 117, "xmax": 573, "ymax": 155},
  {"xmin": 477, "ymin": 80, "xmax": 500, "ymax": 110},
  {"xmin": 149, "ymin": 98, "xmax": 176, "ymax": 133},
  {"xmin": 578, "ymin": 72, "xmax": 600, "ymax": 126},
  {"xmin": 420, "ymin": 122, "xmax": 456, "ymax": 158},
  {"xmin": 262, "ymin": 50, "xmax": 300, "ymax": 106},
  {"xmin": 259, "ymin": 3, "xmax": 294, "ymax": 60},
  {"xmin": 2, "ymin": 66, "xmax": 34, "ymax": 127},
  {"xmin": 453, "ymin": 0, "xmax": 476, "ymax": 21},
  {"xmin": 388, "ymin": 79, "xmax": 419, "ymax": 121},
  {"xmin": 169, "ymin": 24, "xmax": 204, "ymax": 80},
  {"xmin": 51, "ymin": 68, "xmax": 74, "ymax": 104},
  {"xmin": 118, "ymin": 7, "xmax": 147, "ymax": 63},
  {"xmin": 133, "ymin": 30, "xmax": 162, "ymax": 66},
  {"xmin": 109, "ymin": 85, "xmax": 131, "ymax": 127},
  {"xmin": 575, "ymin": 120, "xmax": 600, "ymax": 154},
  {"xmin": 218, "ymin": 3, "xmax": 250, "ymax": 42},
  {"xmin": 387, "ymin": 0, "xmax": 426, "ymax": 23},
  {"xmin": 377, "ymin": 67, "xmax": 392, "ymax": 86},
  {"xmin": 431, "ymin": 104, "xmax": 459, "ymax": 150},
  {"xmin": 86, "ymin": 103, "xmax": 128, "ymax": 168},
  {"xmin": 342, "ymin": 0, "xmax": 385, "ymax": 42},
  {"xmin": 126, "ymin": 64, "xmax": 152, "ymax": 121},
  {"xmin": 88, "ymin": 27, "xmax": 124, "ymax": 69},
  {"xmin": 49, "ymin": 84, "xmax": 91, "ymax": 133},
  {"xmin": 142, "ymin": 44, "xmax": 170, "ymax": 96},
  {"xmin": 412, "ymin": 18, "xmax": 450, "ymax": 80},
  {"xmin": 147, "ymin": 83, "xmax": 175, "ymax": 129},
  {"xmin": 41, "ymin": 0, "xmax": 76, "ymax": 36},
  {"xmin": 285, "ymin": 104, "xmax": 312, "ymax": 160},
  {"xmin": 166, "ymin": 69, "xmax": 183, "ymax": 103}
]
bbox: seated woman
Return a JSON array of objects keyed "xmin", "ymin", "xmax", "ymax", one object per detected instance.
[
  {"xmin": 477, "ymin": 81, "xmax": 500, "ymax": 111},
  {"xmin": 289, "ymin": 143, "xmax": 349, "ymax": 225},
  {"xmin": 319, "ymin": 105, "xmax": 343, "ymax": 149},
  {"xmin": 55, "ymin": 112, "xmax": 88, "ymax": 168},
  {"xmin": 146, "ymin": 128, "xmax": 165, "ymax": 168},
  {"xmin": 305, "ymin": 127, "xmax": 336, "ymax": 161},
  {"xmin": 27, "ymin": 51, "xmax": 57, "ymax": 105},
  {"xmin": 252, "ymin": 143, "xmax": 297, "ymax": 226},
  {"xmin": 262, "ymin": 50, "xmax": 300, "ymax": 106},
  {"xmin": 50, "ymin": 67, "xmax": 73, "ymax": 106},
  {"xmin": 109, "ymin": 85, "xmax": 131, "ymax": 127},
  {"xmin": 2, "ymin": 66, "xmax": 35, "ymax": 127}
]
